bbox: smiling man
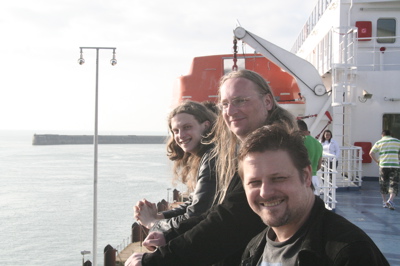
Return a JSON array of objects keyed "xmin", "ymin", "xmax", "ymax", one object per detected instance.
[
  {"xmin": 219, "ymin": 76, "xmax": 272, "ymax": 140},
  {"xmin": 238, "ymin": 125, "xmax": 389, "ymax": 266}
]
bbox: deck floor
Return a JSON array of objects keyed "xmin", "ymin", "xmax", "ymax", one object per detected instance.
[{"xmin": 335, "ymin": 180, "xmax": 400, "ymax": 265}]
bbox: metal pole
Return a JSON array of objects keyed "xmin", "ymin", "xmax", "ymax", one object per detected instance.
[
  {"xmin": 78, "ymin": 47, "xmax": 116, "ymax": 266},
  {"xmin": 93, "ymin": 48, "xmax": 99, "ymax": 266}
]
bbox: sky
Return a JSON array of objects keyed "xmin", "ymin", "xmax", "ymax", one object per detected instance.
[{"xmin": 0, "ymin": 0, "xmax": 317, "ymax": 134}]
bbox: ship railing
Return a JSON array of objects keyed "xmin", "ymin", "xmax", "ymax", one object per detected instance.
[
  {"xmin": 339, "ymin": 146, "xmax": 363, "ymax": 187},
  {"xmin": 357, "ymin": 35, "xmax": 400, "ymax": 71},
  {"xmin": 112, "ymin": 196, "xmax": 182, "ymax": 265},
  {"xmin": 291, "ymin": 0, "xmax": 335, "ymax": 54},
  {"xmin": 319, "ymin": 145, "xmax": 363, "ymax": 211},
  {"xmin": 319, "ymin": 153, "xmax": 337, "ymax": 211},
  {"xmin": 115, "ymin": 236, "xmax": 131, "ymax": 254}
]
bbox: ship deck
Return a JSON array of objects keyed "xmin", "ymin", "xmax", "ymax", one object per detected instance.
[{"xmin": 335, "ymin": 180, "xmax": 400, "ymax": 265}]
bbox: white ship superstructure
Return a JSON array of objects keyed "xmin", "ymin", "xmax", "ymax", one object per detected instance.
[{"xmin": 291, "ymin": 0, "xmax": 400, "ymax": 178}]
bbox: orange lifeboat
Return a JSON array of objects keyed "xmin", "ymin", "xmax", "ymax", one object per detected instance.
[{"xmin": 172, "ymin": 54, "xmax": 305, "ymax": 114}]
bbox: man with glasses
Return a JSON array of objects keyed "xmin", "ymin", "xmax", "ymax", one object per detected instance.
[{"xmin": 125, "ymin": 70, "xmax": 296, "ymax": 266}]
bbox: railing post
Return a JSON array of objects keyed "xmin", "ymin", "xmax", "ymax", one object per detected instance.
[
  {"xmin": 104, "ymin": 244, "xmax": 116, "ymax": 266},
  {"xmin": 131, "ymin": 222, "xmax": 149, "ymax": 243},
  {"xmin": 131, "ymin": 222, "xmax": 141, "ymax": 243},
  {"xmin": 173, "ymin": 189, "xmax": 180, "ymax": 202},
  {"xmin": 157, "ymin": 200, "xmax": 168, "ymax": 212}
]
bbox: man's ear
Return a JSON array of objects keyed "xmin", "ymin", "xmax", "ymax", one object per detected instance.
[
  {"xmin": 264, "ymin": 94, "xmax": 274, "ymax": 111},
  {"xmin": 203, "ymin": 120, "xmax": 211, "ymax": 130},
  {"xmin": 303, "ymin": 165, "xmax": 312, "ymax": 186}
]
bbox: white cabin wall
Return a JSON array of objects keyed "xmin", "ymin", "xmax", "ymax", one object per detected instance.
[
  {"xmin": 352, "ymin": 71, "xmax": 400, "ymax": 177},
  {"xmin": 346, "ymin": 1, "xmax": 400, "ymax": 177}
]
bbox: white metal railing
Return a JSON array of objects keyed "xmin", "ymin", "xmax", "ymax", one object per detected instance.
[
  {"xmin": 332, "ymin": 27, "xmax": 358, "ymax": 66},
  {"xmin": 291, "ymin": 0, "xmax": 335, "ymax": 54},
  {"xmin": 318, "ymin": 146, "xmax": 363, "ymax": 211},
  {"xmin": 300, "ymin": 33, "xmax": 400, "ymax": 73},
  {"xmin": 357, "ymin": 36, "xmax": 400, "ymax": 71},
  {"xmin": 339, "ymin": 146, "xmax": 363, "ymax": 187},
  {"xmin": 319, "ymin": 154, "xmax": 337, "ymax": 210}
]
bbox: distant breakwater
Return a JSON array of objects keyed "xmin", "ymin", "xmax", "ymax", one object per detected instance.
[{"xmin": 32, "ymin": 134, "xmax": 167, "ymax": 145}]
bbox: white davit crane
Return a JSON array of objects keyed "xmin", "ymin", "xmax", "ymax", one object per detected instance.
[{"xmin": 233, "ymin": 26, "xmax": 331, "ymax": 135}]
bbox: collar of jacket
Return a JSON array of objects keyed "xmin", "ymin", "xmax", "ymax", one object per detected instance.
[{"xmin": 241, "ymin": 196, "xmax": 326, "ymax": 266}]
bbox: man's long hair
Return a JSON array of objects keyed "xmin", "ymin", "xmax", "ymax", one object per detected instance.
[{"xmin": 209, "ymin": 70, "xmax": 297, "ymax": 203}]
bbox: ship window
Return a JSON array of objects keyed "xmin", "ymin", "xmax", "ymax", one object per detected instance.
[
  {"xmin": 223, "ymin": 58, "xmax": 245, "ymax": 74},
  {"xmin": 377, "ymin": 18, "xmax": 396, "ymax": 43},
  {"xmin": 383, "ymin": 114, "xmax": 400, "ymax": 139}
]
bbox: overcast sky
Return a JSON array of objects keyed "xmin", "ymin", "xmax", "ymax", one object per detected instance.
[{"xmin": 0, "ymin": 0, "xmax": 316, "ymax": 134}]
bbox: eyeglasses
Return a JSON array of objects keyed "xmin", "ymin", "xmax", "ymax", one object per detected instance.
[{"xmin": 218, "ymin": 96, "xmax": 252, "ymax": 111}]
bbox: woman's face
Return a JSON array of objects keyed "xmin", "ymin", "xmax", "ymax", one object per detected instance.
[
  {"xmin": 324, "ymin": 131, "xmax": 332, "ymax": 140},
  {"xmin": 171, "ymin": 113, "xmax": 210, "ymax": 154}
]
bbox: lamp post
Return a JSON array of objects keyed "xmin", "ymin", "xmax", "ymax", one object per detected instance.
[
  {"xmin": 167, "ymin": 188, "xmax": 172, "ymax": 205},
  {"xmin": 78, "ymin": 47, "xmax": 117, "ymax": 266},
  {"xmin": 81, "ymin": 250, "xmax": 91, "ymax": 266}
]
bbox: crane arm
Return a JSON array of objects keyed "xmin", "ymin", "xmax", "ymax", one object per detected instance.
[{"xmin": 233, "ymin": 27, "xmax": 327, "ymax": 97}]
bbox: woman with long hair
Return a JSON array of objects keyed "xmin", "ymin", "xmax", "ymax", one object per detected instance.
[
  {"xmin": 320, "ymin": 129, "xmax": 340, "ymax": 180},
  {"xmin": 320, "ymin": 129, "xmax": 340, "ymax": 158},
  {"xmin": 135, "ymin": 101, "xmax": 218, "ymax": 232}
]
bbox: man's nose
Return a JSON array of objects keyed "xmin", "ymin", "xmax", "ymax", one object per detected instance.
[
  {"xmin": 260, "ymin": 182, "xmax": 273, "ymax": 198},
  {"xmin": 225, "ymin": 103, "xmax": 238, "ymax": 116}
]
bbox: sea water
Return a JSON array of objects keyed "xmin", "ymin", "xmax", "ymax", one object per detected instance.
[{"xmin": 0, "ymin": 131, "xmax": 180, "ymax": 265}]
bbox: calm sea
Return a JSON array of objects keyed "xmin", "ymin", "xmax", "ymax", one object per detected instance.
[{"xmin": 0, "ymin": 131, "xmax": 180, "ymax": 265}]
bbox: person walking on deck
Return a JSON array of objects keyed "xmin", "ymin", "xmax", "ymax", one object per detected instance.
[{"xmin": 369, "ymin": 130, "xmax": 400, "ymax": 210}]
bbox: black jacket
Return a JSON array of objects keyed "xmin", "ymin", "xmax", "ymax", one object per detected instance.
[
  {"xmin": 151, "ymin": 149, "xmax": 217, "ymax": 232},
  {"xmin": 241, "ymin": 197, "xmax": 389, "ymax": 266},
  {"xmin": 142, "ymin": 173, "xmax": 265, "ymax": 265}
]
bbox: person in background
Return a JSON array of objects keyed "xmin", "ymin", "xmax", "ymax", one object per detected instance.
[
  {"xmin": 135, "ymin": 100, "xmax": 218, "ymax": 232},
  {"xmin": 124, "ymin": 69, "xmax": 296, "ymax": 266},
  {"xmin": 239, "ymin": 125, "xmax": 389, "ymax": 266},
  {"xmin": 369, "ymin": 129, "xmax": 400, "ymax": 210},
  {"xmin": 320, "ymin": 129, "xmax": 340, "ymax": 180},
  {"xmin": 297, "ymin": 119, "xmax": 323, "ymax": 195},
  {"xmin": 320, "ymin": 129, "xmax": 340, "ymax": 159}
]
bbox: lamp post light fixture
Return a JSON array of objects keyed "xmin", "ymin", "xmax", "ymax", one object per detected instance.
[
  {"xmin": 81, "ymin": 250, "xmax": 91, "ymax": 266},
  {"xmin": 78, "ymin": 47, "xmax": 117, "ymax": 266}
]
